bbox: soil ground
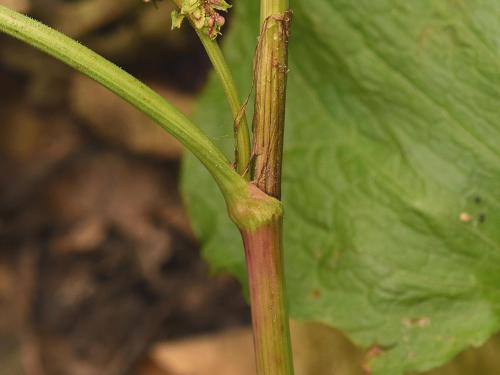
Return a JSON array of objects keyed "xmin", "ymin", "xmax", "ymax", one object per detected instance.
[{"xmin": 0, "ymin": 2, "xmax": 249, "ymax": 374}]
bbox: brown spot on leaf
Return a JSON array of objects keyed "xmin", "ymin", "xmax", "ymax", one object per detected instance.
[
  {"xmin": 311, "ymin": 289, "xmax": 321, "ymax": 299},
  {"xmin": 362, "ymin": 345, "xmax": 383, "ymax": 374}
]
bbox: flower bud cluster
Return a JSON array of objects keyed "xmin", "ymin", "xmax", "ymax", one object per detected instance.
[{"xmin": 171, "ymin": 0, "xmax": 231, "ymax": 39}]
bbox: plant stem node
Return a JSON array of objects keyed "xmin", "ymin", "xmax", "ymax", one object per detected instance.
[{"xmin": 228, "ymin": 183, "xmax": 283, "ymax": 232}]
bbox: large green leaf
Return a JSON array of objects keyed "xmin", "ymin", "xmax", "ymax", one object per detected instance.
[{"xmin": 181, "ymin": 1, "xmax": 500, "ymax": 374}]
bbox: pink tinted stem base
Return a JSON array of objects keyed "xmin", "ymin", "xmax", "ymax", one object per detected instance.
[{"xmin": 241, "ymin": 218, "xmax": 294, "ymax": 375}]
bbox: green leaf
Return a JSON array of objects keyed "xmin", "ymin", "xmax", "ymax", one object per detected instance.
[{"xmin": 182, "ymin": 1, "xmax": 500, "ymax": 374}]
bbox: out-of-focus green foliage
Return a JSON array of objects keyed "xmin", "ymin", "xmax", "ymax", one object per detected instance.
[{"xmin": 182, "ymin": 1, "xmax": 500, "ymax": 374}]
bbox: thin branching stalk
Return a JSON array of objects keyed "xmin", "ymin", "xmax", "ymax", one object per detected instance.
[
  {"xmin": 196, "ymin": 32, "xmax": 252, "ymax": 177},
  {"xmin": 170, "ymin": 0, "xmax": 252, "ymax": 178}
]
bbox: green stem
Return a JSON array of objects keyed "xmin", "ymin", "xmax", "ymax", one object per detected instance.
[
  {"xmin": 196, "ymin": 32, "xmax": 252, "ymax": 178},
  {"xmin": 260, "ymin": 0, "xmax": 289, "ymax": 25},
  {"xmin": 241, "ymin": 217, "xmax": 294, "ymax": 375},
  {"xmin": 171, "ymin": 0, "xmax": 252, "ymax": 178},
  {"xmin": 252, "ymin": 2, "xmax": 291, "ymax": 197},
  {"xmin": 0, "ymin": 5, "xmax": 245, "ymax": 204},
  {"xmin": 242, "ymin": 0, "xmax": 294, "ymax": 374}
]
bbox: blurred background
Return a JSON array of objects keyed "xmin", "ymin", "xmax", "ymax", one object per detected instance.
[
  {"xmin": 0, "ymin": 1, "xmax": 251, "ymax": 374},
  {"xmin": 1, "ymin": 1, "xmax": 500, "ymax": 375}
]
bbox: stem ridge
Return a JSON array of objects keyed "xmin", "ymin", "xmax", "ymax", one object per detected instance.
[{"xmin": 252, "ymin": 11, "xmax": 292, "ymax": 198}]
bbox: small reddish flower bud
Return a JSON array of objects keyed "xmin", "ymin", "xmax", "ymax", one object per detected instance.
[{"xmin": 216, "ymin": 14, "xmax": 225, "ymax": 26}]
